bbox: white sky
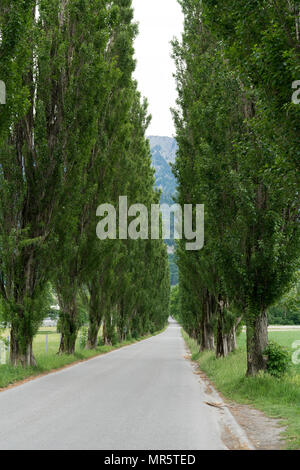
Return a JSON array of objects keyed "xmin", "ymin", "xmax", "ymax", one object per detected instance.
[{"xmin": 132, "ymin": 0, "xmax": 183, "ymax": 137}]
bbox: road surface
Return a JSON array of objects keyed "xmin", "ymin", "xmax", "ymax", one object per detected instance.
[{"xmin": 0, "ymin": 319, "xmax": 248, "ymax": 450}]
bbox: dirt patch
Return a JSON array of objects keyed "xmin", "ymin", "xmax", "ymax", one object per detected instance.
[
  {"xmin": 184, "ymin": 343, "xmax": 286, "ymax": 450},
  {"xmin": 197, "ymin": 368, "xmax": 286, "ymax": 450},
  {"xmin": 227, "ymin": 402, "xmax": 286, "ymax": 450},
  {"xmin": 221, "ymin": 424, "xmax": 250, "ymax": 450},
  {"xmin": 205, "ymin": 383, "xmax": 213, "ymax": 395}
]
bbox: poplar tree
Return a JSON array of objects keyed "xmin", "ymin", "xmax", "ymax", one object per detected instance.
[
  {"xmin": 174, "ymin": 0, "xmax": 300, "ymax": 375},
  {"xmin": 53, "ymin": 0, "xmax": 130, "ymax": 354},
  {"xmin": 0, "ymin": 0, "xmax": 170, "ymax": 365},
  {"xmin": 0, "ymin": 0, "xmax": 70, "ymax": 365}
]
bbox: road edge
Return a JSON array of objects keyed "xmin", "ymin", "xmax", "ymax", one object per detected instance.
[{"xmin": 182, "ymin": 330, "xmax": 255, "ymax": 451}]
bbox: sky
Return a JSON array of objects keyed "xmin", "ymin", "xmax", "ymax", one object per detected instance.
[{"xmin": 132, "ymin": 0, "xmax": 183, "ymax": 137}]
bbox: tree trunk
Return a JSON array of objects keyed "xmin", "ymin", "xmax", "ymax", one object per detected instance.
[
  {"xmin": 227, "ymin": 323, "xmax": 238, "ymax": 353},
  {"xmin": 216, "ymin": 316, "xmax": 240, "ymax": 358},
  {"xmin": 86, "ymin": 318, "xmax": 100, "ymax": 349},
  {"xmin": 246, "ymin": 310, "xmax": 268, "ymax": 376},
  {"xmin": 59, "ymin": 330, "xmax": 77, "ymax": 354},
  {"xmin": 201, "ymin": 322, "xmax": 214, "ymax": 351},
  {"xmin": 9, "ymin": 251, "xmax": 39, "ymax": 367},
  {"xmin": 117, "ymin": 301, "xmax": 127, "ymax": 342},
  {"xmin": 102, "ymin": 314, "xmax": 113, "ymax": 346},
  {"xmin": 216, "ymin": 310, "xmax": 229, "ymax": 358},
  {"xmin": 10, "ymin": 326, "xmax": 37, "ymax": 367},
  {"xmin": 201, "ymin": 299, "xmax": 215, "ymax": 351},
  {"xmin": 102, "ymin": 319, "xmax": 109, "ymax": 345},
  {"xmin": 58, "ymin": 299, "xmax": 78, "ymax": 355},
  {"xmin": 216, "ymin": 303, "xmax": 241, "ymax": 358},
  {"xmin": 200, "ymin": 294, "xmax": 215, "ymax": 351},
  {"xmin": 86, "ymin": 278, "xmax": 103, "ymax": 350}
]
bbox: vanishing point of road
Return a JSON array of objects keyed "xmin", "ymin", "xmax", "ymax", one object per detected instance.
[{"xmin": 0, "ymin": 319, "xmax": 250, "ymax": 450}]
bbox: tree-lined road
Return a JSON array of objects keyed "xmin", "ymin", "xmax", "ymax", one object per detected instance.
[{"xmin": 0, "ymin": 320, "xmax": 236, "ymax": 450}]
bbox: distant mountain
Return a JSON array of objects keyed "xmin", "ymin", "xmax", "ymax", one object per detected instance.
[
  {"xmin": 148, "ymin": 136, "xmax": 178, "ymax": 164},
  {"xmin": 148, "ymin": 136, "xmax": 177, "ymax": 206},
  {"xmin": 148, "ymin": 136, "xmax": 179, "ymax": 286}
]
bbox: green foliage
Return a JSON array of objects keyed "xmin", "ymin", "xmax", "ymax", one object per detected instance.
[
  {"xmin": 264, "ymin": 341, "xmax": 291, "ymax": 378},
  {"xmin": 79, "ymin": 327, "xmax": 88, "ymax": 350},
  {"xmin": 170, "ymin": 285, "xmax": 180, "ymax": 321},
  {"xmin": 0, "ymin": 0, "xmax": 170, "ymax": 364},
  {"xmin": 268, "ymin": 275, "xmax": 300, "ymax": 325},
  {"xmin": 173, "ymin": 0, "xmax": 300, "ymax": 374}
]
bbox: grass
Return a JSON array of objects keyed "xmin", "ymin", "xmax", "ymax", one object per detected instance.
[
  {"xmin": 182, "ymin": 329, "xmax": 300, "ymax": 450},
  {"xmin": 0, "ymin": 326, "xmax": 166, "ymax": 390}
]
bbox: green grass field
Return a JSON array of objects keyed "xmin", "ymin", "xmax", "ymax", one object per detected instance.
[
  {"xmin": 183, "ymin": 329, "xmax": 300, "ymax": 450},
  {"xmin": 0, "ymin": 327, "xmax": 164, "ymax": 390}
]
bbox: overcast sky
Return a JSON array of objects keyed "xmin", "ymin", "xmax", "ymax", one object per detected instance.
[{"xmin": 132, "ymin": 0, "xmax": 183, "ymax": 137}]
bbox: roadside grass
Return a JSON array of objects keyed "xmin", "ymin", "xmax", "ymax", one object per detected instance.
[
  {"xmin": 0, "ymin": 327, "xmax": 166, "ymax": 390},
  {"xmin": 182, "ymin": 330, "xmax": 300, "ymax": 450}
]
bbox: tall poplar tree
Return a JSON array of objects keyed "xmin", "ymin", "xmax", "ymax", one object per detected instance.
[{"xmin": 174, "ymin": 0, "xmax": 300, "ymax": 375}]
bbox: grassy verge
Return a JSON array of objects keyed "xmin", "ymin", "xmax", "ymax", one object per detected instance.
[
  {"xmin": 182, "ymin": 329, "xmax": 300, "ymax": 450},
  {"xmin": 0, "ymin": 327, "xmax": 167, "ymax": 390}
]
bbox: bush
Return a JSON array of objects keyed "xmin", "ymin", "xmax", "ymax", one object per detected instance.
[
  {"xmin": 111, "ymin": 331, "xmax": 118, "ymax": 346},
  {"xmin": 264, "ymin": 341, "xmax": 290, "ymax": 378},
  {"xmin": 79, "ymin": 327, "xmax": 88, "ymax": 349}
]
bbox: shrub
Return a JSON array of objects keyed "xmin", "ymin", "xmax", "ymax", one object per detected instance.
[
  {"xmin": 264, "ymin": 341, "xmax": 290, "ymax": 378},
  {"xmin": 111, "ymin": 331, "xmax": 118, "ymax": 346},
  {"xmin": 79, "ymin": 327, "xmax": 88, "ymax": 349}
]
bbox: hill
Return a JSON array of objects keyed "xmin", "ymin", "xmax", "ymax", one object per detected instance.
[{"xmin": 148, "ymin": 136, "xmax": 178, "ymax": 285}]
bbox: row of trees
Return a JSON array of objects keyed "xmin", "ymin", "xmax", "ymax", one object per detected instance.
[
  {"xmin": 0, "ymin": 0, "xmax": 170, "ymax": 366},
  {"xmin": 173, "ymin": 0, "xmax": 300, "ymax": 375}
]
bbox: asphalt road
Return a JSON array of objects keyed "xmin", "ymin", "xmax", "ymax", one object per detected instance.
[{"xmin": 0, "ymin": 319, "xmax": 235, "ymax": 450}]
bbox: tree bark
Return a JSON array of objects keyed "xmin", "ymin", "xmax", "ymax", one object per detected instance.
[
  {"xmin": 117, "ymin": 301, "xmax": 127, "ymax": 342},
  {"xmin": 9, "ymin": 252, "xmax": 39, "ymax": 367},
  {"xmin": 58, "ymin": 297, "xmax": 78, "ymax": 355},
  {"xmin": 10, "ymin": 326, "xmax": 37, "ymax": 367},
  {"xmin": 216, "ymin": 308, "xmax": 241, "ymax": 358},
  {"xmin": 200, "ymin": 293, "xmax": 215, "ymax": 351},
  {"xmin": 227, "ymin": 323, "xmax": 238, "ymax": 353},
  {"xmin": 246, "ymin": 310, "xmax": 268, "ymax": 376},
  {"xmin": 102, "ymin": 319, "xmax": 108, "ymax": 345},
  {"xmin": 102, "ymin": 313, "xmax": 113, "ymax": 346},
  {"xmin": 86, "ymin": 317, "xmax": 100, "ymax": 349},
  {"xmin": 216, "ymin": 308, "xmax": 228, "ymax": 358},
  {"xmin": 86, "ymin": 278, "xmax": 103, "ymax": 350}
]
